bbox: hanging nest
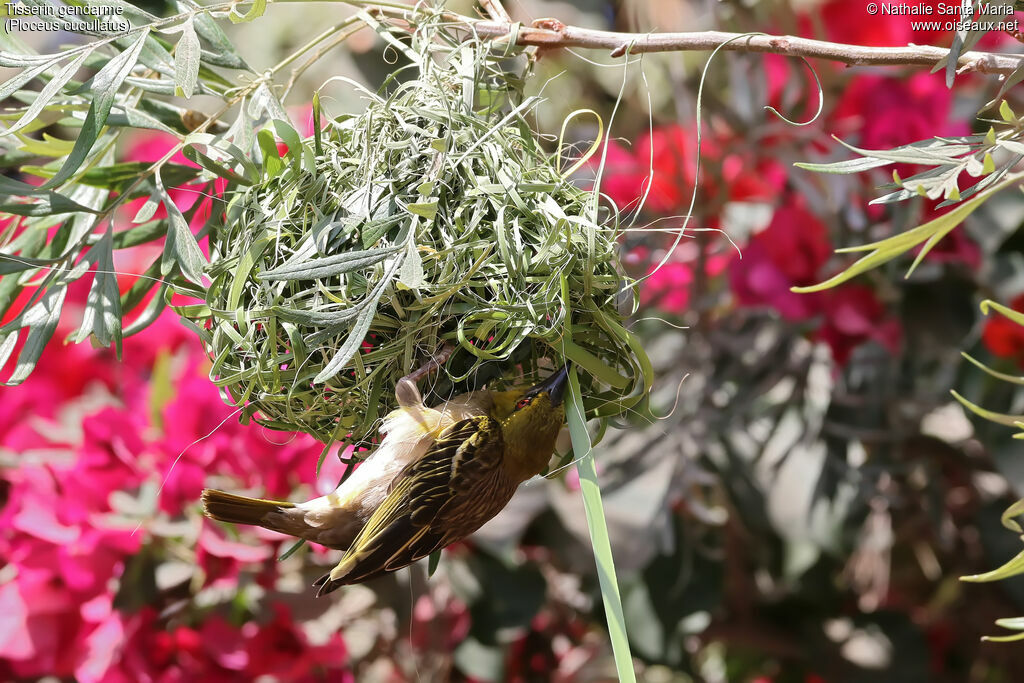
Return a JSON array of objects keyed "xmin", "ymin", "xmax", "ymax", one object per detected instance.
[{"xmin": 192, "ymin": 17, "xmax": 650, "ymax": 446}]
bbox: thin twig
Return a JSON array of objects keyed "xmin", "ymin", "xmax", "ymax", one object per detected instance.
[
  {"xmin": 478, "ymin": 0, "xmax": 510, "ymax": 23},
  {"xmin": 452, "ymin": 17, "xmax": 1023, "ymax": 76}
]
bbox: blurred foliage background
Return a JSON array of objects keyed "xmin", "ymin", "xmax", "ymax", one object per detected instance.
[{"xmin": 3, "ymin": 0, "xmax": 1024, "ymax": 681}]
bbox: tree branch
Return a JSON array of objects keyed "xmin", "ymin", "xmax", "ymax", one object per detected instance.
[{"xmin": 460, "ymin": 17, "xmax": 1023, "ymax": 77}]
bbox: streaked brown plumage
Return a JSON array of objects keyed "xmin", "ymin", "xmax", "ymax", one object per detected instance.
[{"xmin": 202, "ymin": 366, "xmax": 568, "ymax": 595}]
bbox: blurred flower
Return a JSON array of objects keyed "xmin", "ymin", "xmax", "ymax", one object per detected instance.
[
  {"xmin": 729, "ymin": 202, "xmax": 831, "ymax": 320},
  {"xmin": 243, "ymin": 604, "xmax": 350, "ymax": 681},
  {"xmin": 817, "ymin": 284, "xmax": 903, "ymax": 365},
  {"xmin": 982, "ymin": 293, "xmax": 1024, "ymax": 367},
  {"xmin": 196, "ymin": 521, "xmax": 273, "ymax": 589},
  {"xmin": 410, "ymin": 593, "xmax": 470, "ymax": 652},
  {"xmin": 832, "ymin": 72, "xmax": 968, "ymax": 153},
  {"xmin": 638, "ymin": 253, "xmax": 732, "ymax": 315},
  {"xmin": 814, "ymin": 0, "xmax": 951, "ymax": 47},
  {"xmin": 599, "ymin": 124, "xmax": 719, "ymax": 213}
]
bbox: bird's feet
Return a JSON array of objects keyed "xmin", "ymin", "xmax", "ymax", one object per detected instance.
[{"xmin": 395, "ymin": 343, "xmax": 455, "ymax": 407}]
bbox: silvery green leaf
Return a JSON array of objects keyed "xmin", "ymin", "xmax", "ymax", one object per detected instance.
[
  {"xmin": 794, "ymin": 156, "xmax": 893, "ymax": 174},
  {"xmin": 229, "ymin": 0, "xmax": 266, "ymax": 24},
  {"xmin": 2, "ymin": 285, "xmax": 67, "ymax": 386},
  {"xmin": 259, "ymin": 245, "xmax": 401, "ymax": 281},
  {"xmin": 0, "ymin": 58, "xmax": 56, "ymax": 101},
  {"xmin": 3, "ymin": 50, "xmax": 91, "ymax": 137},
  {"xmin": 156, "ymin": 169, "xmax": 206, "ymax": 284},
  {"xmin": 313, "ymin": 299, "xmax": 378, "ymax": 384},
  {"xmin": 313, "ymin": 257, "xmax": 400, "ymax": 383},
  {"xmin": 189, "ymin": 3, "xmax": 250, "ymax": 70},
  {"xmin": 249, "ymin": 82, "xmax": 289, "ymax": 124},
  {"xmin": 44, "ymin": 28, "xmax": 149, "ymax": 189},
  {"xmin": 398, "ymin": 240, "xmax": 423, "ymax": 289},
  {"xmin": 174, "ymin": 17, "xmax": 201, "ymax": 99},
  {"xmin": 71, "ymin": 226, "xmax": 122, "ymax": 355},
  {"xmin": 122, "ymin": 283, "xmax": 168, "ymax": 337},
  {"xmin": 0, "ymin": 333, "xmax": 17, "ymax": 370}
]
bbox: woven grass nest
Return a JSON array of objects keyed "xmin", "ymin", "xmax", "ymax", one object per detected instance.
[{"xmin": 194, "ymin": 23, "xmax": 650, "ymax": 447}]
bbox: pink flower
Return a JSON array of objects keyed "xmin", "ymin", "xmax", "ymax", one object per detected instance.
[
  {"xmin": 100, "ymin": 608, "xmax": 249, "ymax": 682},
  {"xmin": 817, "ymin": 284, "xmax": 903, "ymax": 365},
  {"xmin": 244, "ymin": 604, "xmax": 350, "ymax": 680},
  {"xmin": 0, "ymin": 576, "xmax": 80, "ymax": 678},
  {"xmin": 599, "ymin": 124, "xmax": 720, "ymax": 213},
  {"xmin": 196, "ymin": 521, "xmax": 273, "ymax": 588},
  {"xmin": 730, "ymin": 203, "xmax": 832, "ymax": 320},
  {"xmin": 410, "ymin": 593, "xmax": 471, "ymax": 652},
  {"xmin": 63, "ymin": 408, "xmax": 147, "ymax": 518},
  {"xmin": 638, "ymin": 253, "xmax": 731, "ymax": 315},
  {"xmin": 832, "ymin": 73, "xmax": 968, "ymax": 153}
]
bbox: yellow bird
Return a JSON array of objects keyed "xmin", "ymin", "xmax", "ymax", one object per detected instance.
[{"xmin": 201, "ymin": 365, "xmax": 568, "ymax": 595}]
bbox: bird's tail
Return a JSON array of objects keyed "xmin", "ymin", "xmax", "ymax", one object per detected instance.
[{"xmin": 201, "ymin": 489, "xmax": 295, "ymax": 527}]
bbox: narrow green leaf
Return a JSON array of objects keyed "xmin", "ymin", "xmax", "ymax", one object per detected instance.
[
  {"xmin": 981, "ymin": 299, "xmax": 1024, "ymax": 327},
  {"xmin": 312, "ymin": 91, "xmax": 323, "ymax": 156},
  {"xmin": 427, "ymin": 549, "xmax": 441, "ymax": 577},
  {"xmin": 1000, "ymin": 99, "xmax": 1016, "ymax": 123},
  {"xmin": 994, "ymin": 616, "xmax": 1024, "ymax": 631},
  {"xmin": 1001, "ymin": 499, "xmax": 1024, "ymax": 534},
  {"xmin": 793, "ymin": 178, "xmax": 1013, "ymax": 293},
  {"xmin": 982, "ymin": 153, "xmax": 996, "ymax": 175},
  {"xmin": 272, "ymin": 118, "xmax": 301, "ymax": 160},
  {"xmin": 259, "ymin": 245, "xmax": 401, "ymax": 281},
  {"xmin": 71, "ymin": 226, "xmax": 122, "ymax": 356},
  {"xmin": 982, "ymin": 631, "xmax": 1024, "ymax": 643},
  {"xmin": 132, "ymin": 198, "xmax": 160, "ymax": 224},
  {"xmin": 398, "ymin": 241, "xmax": 423, "ymax": 289},
  {"xmin": 407, "ymin": 200, "xmax": 438, "ymax": 219},
  {"xmin": 0, "ymin": 333, "xmax": 17, "ymax": 370},
  {"xmin": 228, "ymin": 233, "xmax": 270, "ymax": 310},
  {"xmin": 278, "ymin": 539, "xmax": 306, "ymax": 561},
  {"xmin": 174, "ymin": 17, "xmax": 201, "ymax": 99},
  {"xmin": 2, "ymin": 285, "xmax": 67, "ymax": 386},
  {"xmin": 961, "ymin": 550, "xmax": 1024, "ymax": 582},
  {"xmin": 565, "ymin": 366, "xmax": 636, "ymax": 683},
  {"xmin": 44, "ymin": 28, "xmax": 150, "ymax": 189},
  {"xmin": 182, "ymin": 145, "xmax": 251, "ymax": 184},
  {"xmin": 0, "ymin": 57, "xmax": 55, "ymax": 101},
  {"xmin": 192, "ymin": 5, "xmax": 250, "ymax": 70},
  {"xmin": 561, "ymin": 341, "xmax": 628, "ymax": 389},
  {"xmin": 313, "ymin": 299, "xmax": 378, "ymax": 384},
  {"xmin": 960, "ymin": 352, "xmax": 1024, "ymax": 386},
  {"xmin": 156, "ymin": 169, "xmax": 206, "ymax": 284},
  {"xmin": 229, "ymin": 0, "xmax": 267, "ymax": 24},
  {"xmin": 312, "ymin": 257, "xmax": 399, "ymax": 384},
  {"xmin": 950, "ymin": 389, "xmax": 1024, "ymax": 427},
  {"xmin": 257, "ymin": 128, "xmax": 283, "ymax": 178},
  {"xmin": 3, "ymin": 50, "xmax": 91, "ymax": 137}
]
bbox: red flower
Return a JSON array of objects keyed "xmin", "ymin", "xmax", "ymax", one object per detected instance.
[
  {"xmin": 832, "ymin": 73, "xmax": 968, "ymax": 153},
  {"xmin": 599, "ymin": 124, "xmax": 721, "ymax": 213},
  {"xmin": 982, "ymin": 293, "xmax": 1024, "ymax": 367},
  {"xmin": 729, "ymin": 203, "xmax": 832, "ymax": 320},
  {"xmin": 815, "ymin": 0, "xmax": 951, "ymax": 47},
  {"xmin": 817, "ymin": 284, "xmax": 902, "ymax": 365},
  {"xmin": 243, "ymin": 604, "xmax": 350, "ymax": 680},
  {"xmin": 196, "ymin": 521, "xmax": 273, "ymax": 588}
]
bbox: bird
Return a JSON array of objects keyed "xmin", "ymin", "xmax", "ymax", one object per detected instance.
[{"xmin": 201, "ymin": 364, "xmax": 569, "ymax": 595}]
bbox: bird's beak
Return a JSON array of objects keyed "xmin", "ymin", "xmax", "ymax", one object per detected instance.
[{"xmin": 533, "ymin": 365, "xmax": 570, "ymax": 405}]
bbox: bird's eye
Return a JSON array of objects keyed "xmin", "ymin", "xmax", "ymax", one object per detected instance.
[{"xmin": 516, "ymin": 397, "xmax": 532, "ymax": 410}]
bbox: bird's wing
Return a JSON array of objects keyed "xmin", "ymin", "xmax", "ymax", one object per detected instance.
[{"xmin": 315, "ymin": 415, "xmax": 504, "ymax": 595}]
